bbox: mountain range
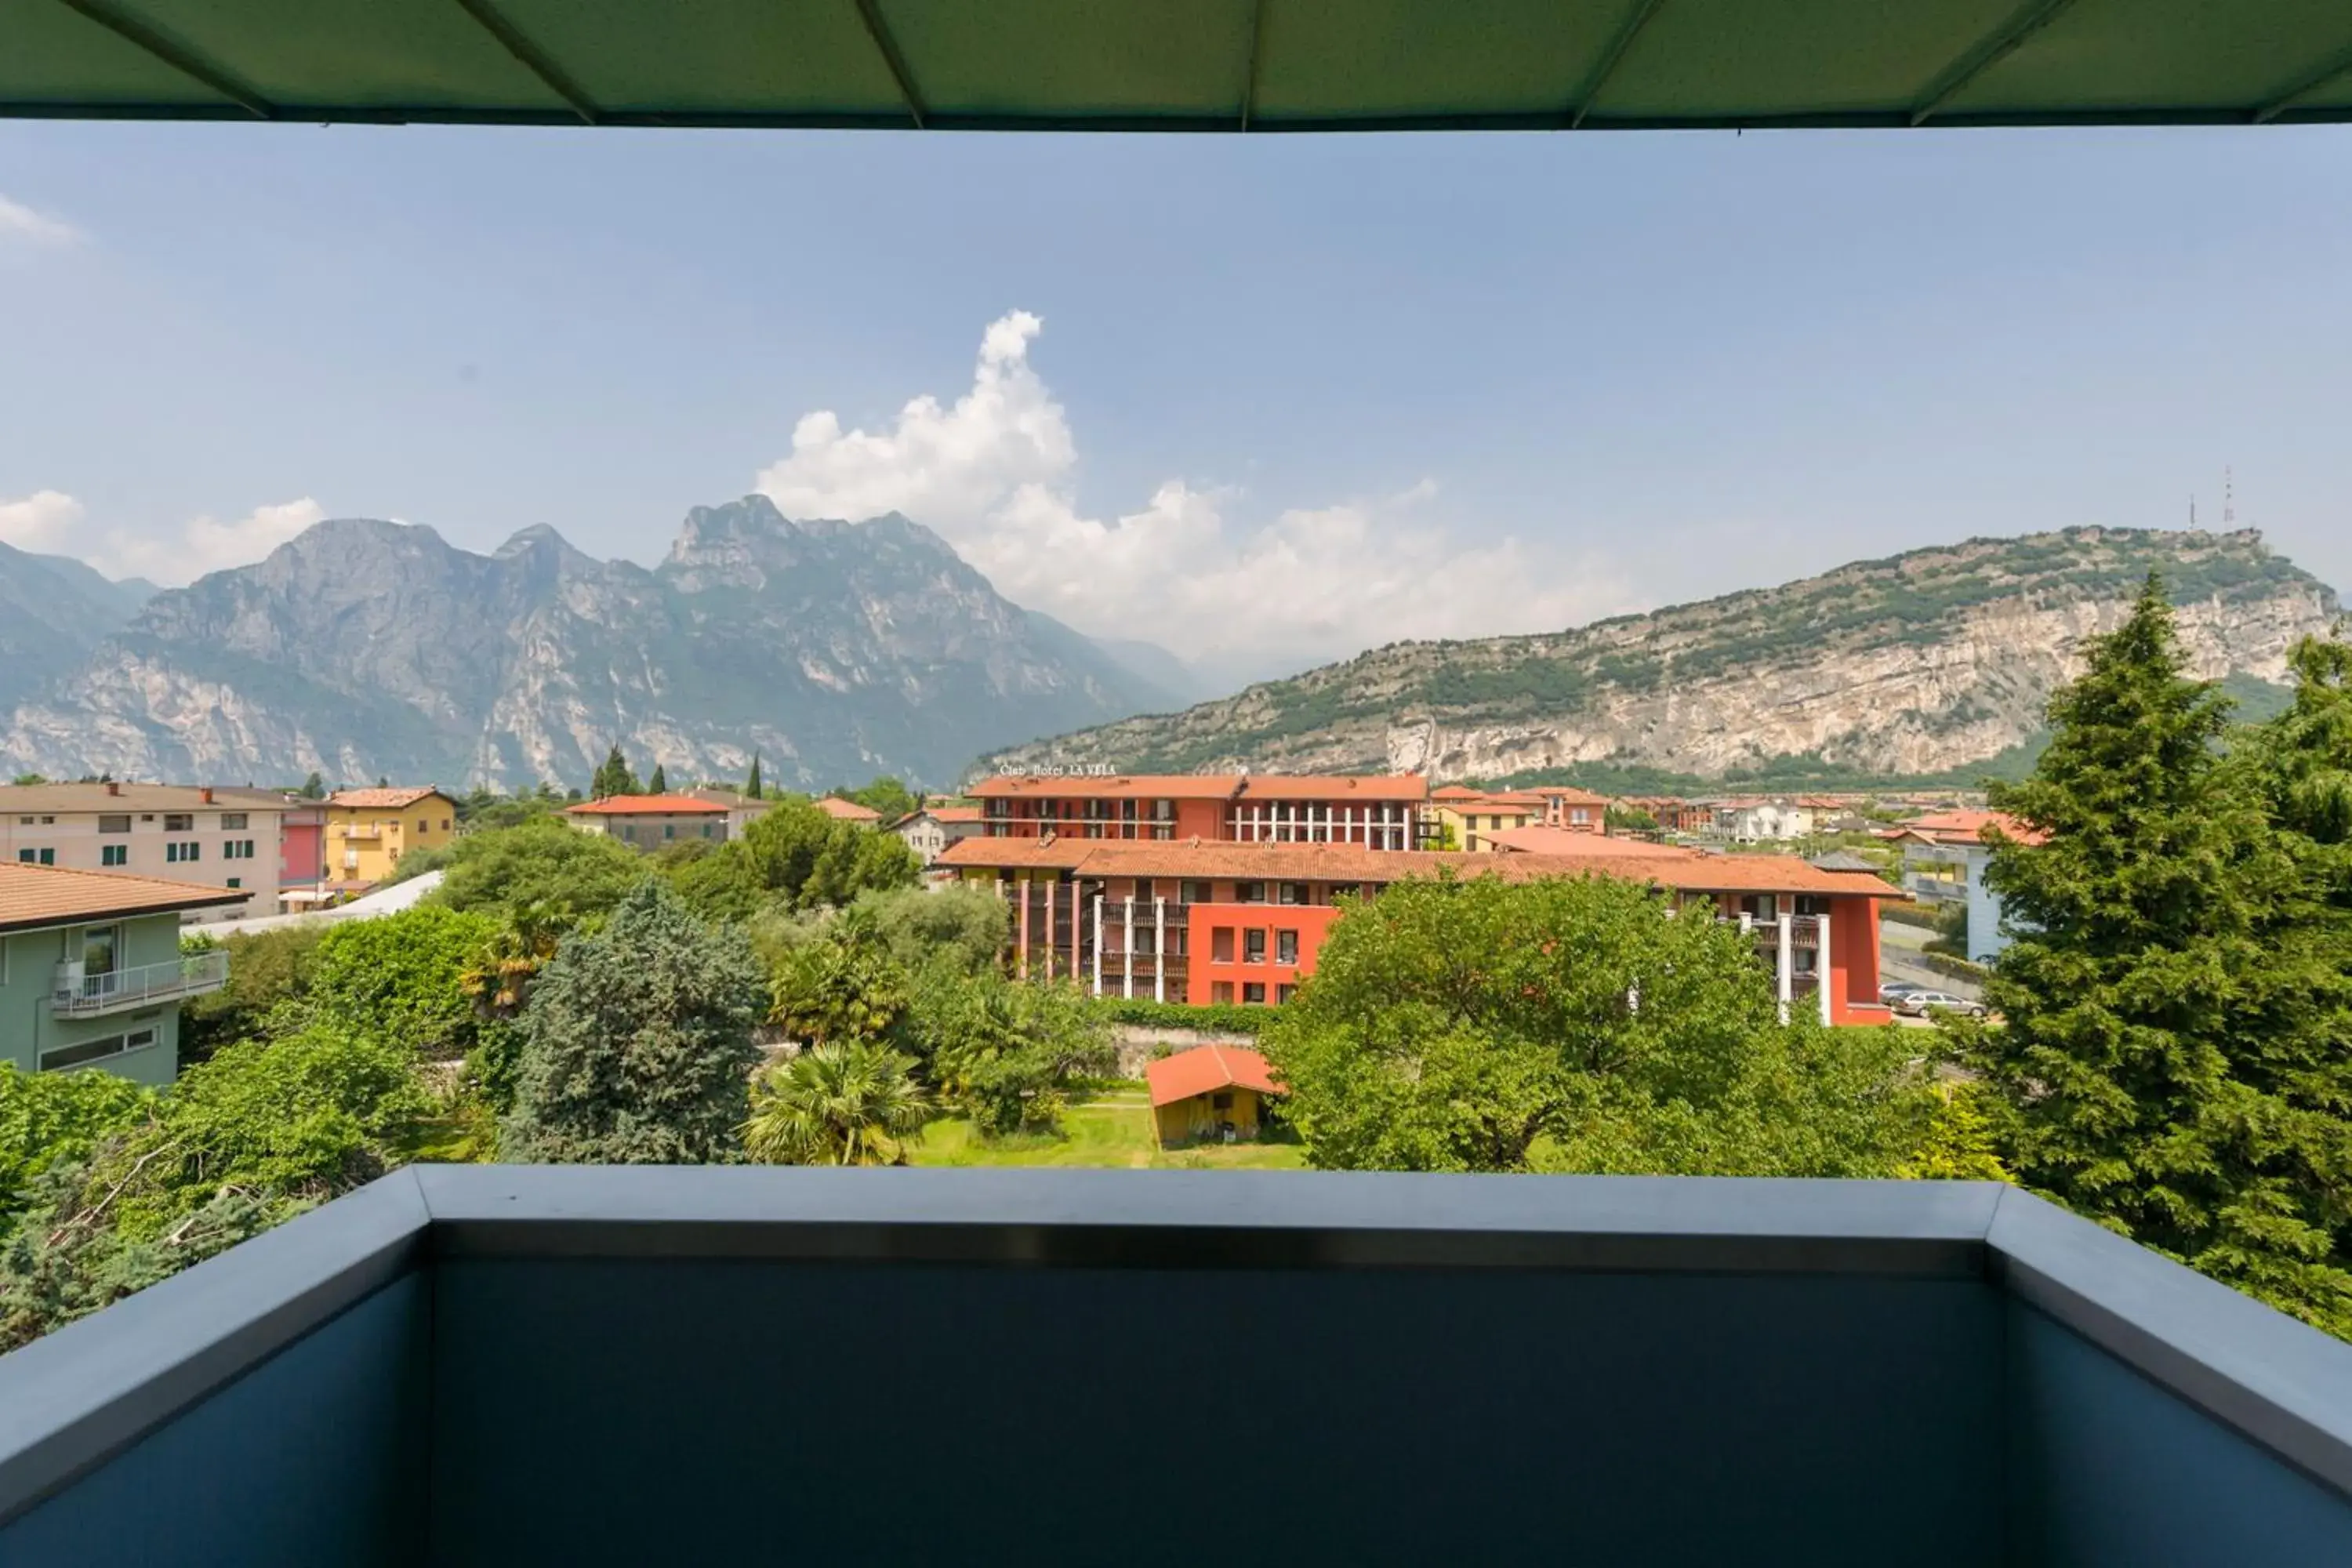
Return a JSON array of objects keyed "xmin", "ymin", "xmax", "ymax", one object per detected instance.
[
  {"xmin": 975, "ymin": 527, "xmax": 2343, "ymax": 786},
  {"xmin": 0, "ymin": 497, "xmax": 1171, "ymax": 790}
]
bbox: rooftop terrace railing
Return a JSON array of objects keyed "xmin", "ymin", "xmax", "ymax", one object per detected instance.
[{"xmin": 5, "ymin": 1170, "xmax": 2352, "ymax": 1566}]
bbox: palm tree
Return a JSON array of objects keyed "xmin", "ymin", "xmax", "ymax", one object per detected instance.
[{"xmin": 742, "ymin": 1041, "xmax": 928, "ymax": 1166}]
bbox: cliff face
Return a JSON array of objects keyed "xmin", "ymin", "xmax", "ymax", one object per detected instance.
[
  {"xmin": 975, "ymin": 528, "xmax": 2343, "ymax": 783},
  {"xmin": 1, "ymin": 498, "xmax": 1161, "ymax": 789}
]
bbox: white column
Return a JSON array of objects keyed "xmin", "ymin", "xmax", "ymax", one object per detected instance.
[
  {"xmin": 1091, "ymin": 894, "xmax": 1104, "ymax": 997},
  {"xmin": 1777, "ymin": 913, "xmax": 1793, "ymax": 1025},
  {"xmin": 1817, "ymin": 912, "xmax": 1833, "ymax": 1026},
  {"xmin": 1153, "ymin": 897, "xmax": 1167, "ymax": 1003},
  {"xmin": 1123, "ymin": 895, "xmax": 1135, "ymax": 999}
]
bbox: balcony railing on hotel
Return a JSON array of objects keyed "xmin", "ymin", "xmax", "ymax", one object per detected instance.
[
  {"xmin": 5, "ymin": 1169, "xmax": 2351, "ymax": 1564},
  {"xmin": 49, "ymin": 950, "xmax": 230, "ymax": 1018}
]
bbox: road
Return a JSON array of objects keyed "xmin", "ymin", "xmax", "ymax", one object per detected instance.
[{"xmin": 1877, "ymin": 916, "xmax": 1984, "ymax": 1004}]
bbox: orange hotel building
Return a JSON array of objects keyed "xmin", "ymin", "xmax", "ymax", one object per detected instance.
[{"xmin": 938, "ymin": 833, "xmax": 1898, "ymax": 1026}]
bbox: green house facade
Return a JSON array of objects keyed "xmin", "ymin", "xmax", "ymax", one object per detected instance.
[{"xmin": 1, "ymin": 864, "xmax": 244, "ymax": 1085}]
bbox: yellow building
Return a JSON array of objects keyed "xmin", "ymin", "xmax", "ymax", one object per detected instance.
[
  {"xmin": 1427, "ymin": 787, "xmax": 1544, "ymax": 853},
  {"xmin": 322, "ymin": 786, "xmax": 459, "ymax": 888},
  {"xmin": 1145, "ymin": 1044, "xmax": 1285, "ymax": 1147}
]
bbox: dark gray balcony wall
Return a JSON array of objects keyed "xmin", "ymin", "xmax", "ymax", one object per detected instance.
[
  {"xmin": 428, "ymin": 1258, "xmax": 2002, "ymax": 1568},
  {"xmin": 0, "ymin": 1273, "xmax": 430, "ymax": 1568},
  {"xmin": 2005, "ymin": 1302, "xmax": 2352, "ymax": 1566}
]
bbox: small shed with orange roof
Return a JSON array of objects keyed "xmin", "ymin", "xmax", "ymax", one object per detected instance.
[{"xmin": 1145, "ymin": 1044, "xmax": 1287, "ymax": 1147}]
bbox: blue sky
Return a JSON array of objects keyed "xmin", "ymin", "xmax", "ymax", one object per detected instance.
[{"xmin": 2, "ymin": 121, "xmax": 2347, "ymax": 678}]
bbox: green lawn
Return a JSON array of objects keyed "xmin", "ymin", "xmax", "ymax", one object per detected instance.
[{"xmin": 909, "ymin": 1087, "xmax": 1308, "ymax": 1170}]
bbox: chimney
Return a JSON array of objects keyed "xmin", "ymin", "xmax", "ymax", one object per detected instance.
[
  {"xmin": 106, "ymin": 780, "xmax": 120, "ymax": 797},
  {"xmin": 200, "ymin": 787, "xmax": 214, "ymax": 804}
]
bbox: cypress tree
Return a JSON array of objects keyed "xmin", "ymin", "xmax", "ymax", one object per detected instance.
[
  {"xmin": 648, "ymin": 762, "xmax": 670, "ymax": 795},
  {"xmin": 1976, "ymin": 577, "xmax": 2352, "ymax": 1334},
  {"xmin": 746, "ymin": 752, "xmax": 764, "ymax": 800},
  {"xmin": 590, "ymin": 743, "xmax": 639, "ymax": 800}
]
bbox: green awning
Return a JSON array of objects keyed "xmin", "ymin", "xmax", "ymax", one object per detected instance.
[{"xmin": 8, "ymin": 0, "xmax": 2351, "ymax": 131}]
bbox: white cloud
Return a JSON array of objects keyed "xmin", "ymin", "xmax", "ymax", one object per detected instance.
[
  {"xmin": 0, "ymin": 492, "xmax": 323, "ymax": 584},
  {"xmin": 756, "ymin": 312, "xmax": 1624, "ymax": 666},
  {"xmin": 0, "ymin": 490, "xmax": 85, "ymax": 553},
  {"xmin": 0, "ymin": 194, "xmax": 82, "ymax": 248}
]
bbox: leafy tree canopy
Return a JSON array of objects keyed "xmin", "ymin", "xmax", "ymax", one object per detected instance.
[
  {"xmin": 1261, "ymin": 873, "xmax": 1919, "ymax": 1176},
  {"xmin": 432, "ymin": 817, "xmax": 650, "ymax": 926},
  {"xmin": 310, "ymin": 904, "xmax": 502, "ymax": 1058},
  {"xmin": 838, "ymin": 776, "xmax": 919, "ymax": 822}
]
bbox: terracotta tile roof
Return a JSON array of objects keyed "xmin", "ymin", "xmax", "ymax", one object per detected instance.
[
  {"xmin": 939, "ymin": 837, "xmax": 1899, "ymax": 900},
  {"xmin": 1430, "ymin": 785, "xmax": 1482, "ymax": 800},
  {"xmin": 1146, "ymin": 1044, "xmax": 1285, "ymax": 1109},
  {"xmin": 930, "ymin": 805, "xmax": 985, "ymax": 823},
  {"xmin": 1898, "ymin": 809, "xmax": 2047, "ymax": 848},
  {"xmin": 967, "ymin": 773, "xmax": 1428, "ymax": 803},
  {"xmin": 1486, "ymin": 826, "xmax": 1686, "ymax": 858},
  {"xmin": 815, "ymin": 797, "xmax": 882, "ymax": 822},
  {"xmin": 1236, "ymin": 775, "xmax": 1428, "ymax": 802},
  {"xmin": 326, "ymin": 786, "xmax": 449, "ymax": 810},
  {"xmin": 0, "ymin": 782, "xmax": 292, "ymax": 814},
  {"xmin": 566, "ymin": 793, "xmax": 731, "ymax": 816},
  {"xmin": 0, "ymin": 862, "xmax": 250, "ymax": 935},
  {"xmin": 1530, "ymin": 785, "xmax": 1612, "ymax": 807},
  {"xmin": 970, "ymin": 774, "xmax": 1243, "ymax": 800}
]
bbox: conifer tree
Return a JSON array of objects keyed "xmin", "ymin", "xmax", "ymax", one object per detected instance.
[
  {"xmin": 1976, "ymin": 578, "xmax": 2352, "ymax": 1334},
  {"xmin": 500, "ymin": 881, "xmax": 764, "ymax": 1163},
  {"xmin": 746, "ymin": 752, "xmax": 764, "ymax": 800},
  {"xmin": 590, "ymin": 743, "xmax": 639, "ymax": 800},
  {"xmin": 648, "ymin": 762, "xmax": 669, "ymax": 795}
]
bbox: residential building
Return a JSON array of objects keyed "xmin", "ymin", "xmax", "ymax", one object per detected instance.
[
  {"xmin": 0, "ymin": 782, "xmax": 289, "ymax": 921},
  {"xmin": 814, "ymin": 797, "xmax": 882, "ymax": 825},
  {"xmin": 685, "ymin": 789, "xmax": 775, "ymax": 840},
  {"xmin": 1890, "ymin": 809, "xmax": 2045, "ymax": 963},
  {"xmin": 1428, "ymin": 789, "xmax": 1544, "ymax": 851},
  {"xmin": 891, "ymin": 804, "xmax": 984, "ymax": 866},
  {"xmin": 969, "ymin": 773, "xmax": 1428, "ymax": 849},
  {"xmin": 278, "ymin": 800, "xmax": 327, "ymax": 898},
  {"xmin": 1, "ymin": 862, "xmax": 243, "ymax": 1083},
  {"xmin": 565, "ymin": 794, "xmax": 732, "ymax": 851},
  {"xmin": 321, "ymin": 788, "xmax": 459, "ymax": 891},
  {"xmin": 1145, "ymin": 1044, "xmax": 1286, "ymax": 1146},
  {"xmin": 938, "ymin": 837, "xmax": 1896, "ymax": 1025},
  {"xmin": 1703, "ymin": 796, "xmax": 1826, "ymax": 844}
]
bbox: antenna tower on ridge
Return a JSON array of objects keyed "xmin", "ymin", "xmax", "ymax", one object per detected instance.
[{"xmin": 2223, "ymin": 466, "xmax": 2235, "ymax": 527}]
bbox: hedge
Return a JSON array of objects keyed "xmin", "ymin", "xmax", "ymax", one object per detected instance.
[{"xmin": 1088, "ymin": 997, "xmax": 1269, "ymax": 1036}]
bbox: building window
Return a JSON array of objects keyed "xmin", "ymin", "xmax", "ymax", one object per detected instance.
[
  {"xmin": 1211, "ymin": 1091, "xmax": 1233, "ymax": 1110},
  {"xmin": 165, "ymin": 842, "xmax": 200, "ymax": 863},
  {"xmin": 40, "ymin": 1026, "xmax": 158, "ymax": 1073},
  {"xmin": 1180, "ymin": 880, "xmax": 1209, "ymax": 906},
  {"xmin": 1571, "ymin": 808, "xmax": 1591, "ymax": 825},
  {"xmin": 417, "ymin": 818, "xmax": 429, "ymax": 834},
  {"xmin": 1279, "ymin": 882, "xmax": 1306, "ymax": 906},
  {"xmin": 223, "ymin": 839, "xmax": 257, "ymax": 860},
  {"xmin": 18, "ymin": 848, "xmax": 56, "ymax": 866},
  {"xmin": 1210, "ymin": 929, "xmax": 1235, "ymax": 964},
  {"xmin": 227, "ymin": 877, "xmax": 242, "ymax": 890},
  {"xmin": 664, "ymin": 824, "xmax": 676, "ymax": 839},
  {"xmin": 100, "ymin": 844, "xmax": 127, "ymax": 867},
  {"xmin": 1211, "ymin": 982, "xmax": 1234, "ymax": 1005},
  {"xmin": 221, "ymin": 812, "xmax": 249, "ymax": 829},
  {"xmin": 1277, "ymin": 984, "xmax": 1297, "ymax": 1004},
  {"xmin": 1133, "ymin": 879, "xmax": 1153, "ymax": 902},
  {"xmin": 441, "ymin": 818, "xmax": 452, "ymax": 831},
  {"xmin": 98, "ymin": 815, "xmax": 130, "ymax": 835},
  {"xmin": 1244, "ymin": 929, "xmax": 1266, "ymax": 964},
  {"xmin": 701, "ymin": 823, "xmax": 713, "ymax": 838},
  {"xmin": 1167, "ymin": 927, "xmax": 1188, "ymax": 957},
  {"xmin": 1238, "ymin": 881, "xmax": 1266, "ymax": 904},
  {"xmin": 1276, "ymin": 930, "xmax": 1298, "ymax": 965},
  {"xmin": 164, "ymin": 814, "xmax": 193, "ymax": 832},
  {"xmin": 1243, "ymin": 983, "xmax": 1266, "ymax": 1004}
]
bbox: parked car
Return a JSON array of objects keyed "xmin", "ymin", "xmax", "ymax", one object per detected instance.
[
  {"xmin": 1879, "ymin": 981, "xmax": 1925, "ymax": 1003},
  {"xmin": 1893, "ymin": 989, "xmax": 1987, "ymax": 1018}
]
